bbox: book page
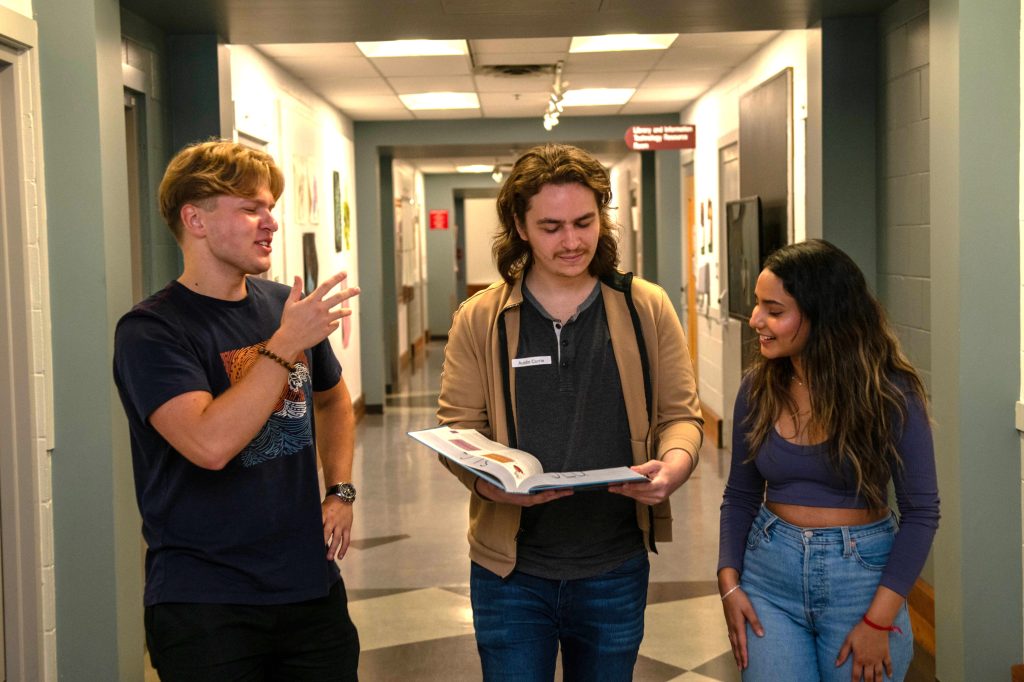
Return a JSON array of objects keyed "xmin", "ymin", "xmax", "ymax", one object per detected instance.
[
  {"xmin": 521, "ymin": 467, "xmax": 648, "ymax": 493},
  {"xmin": 408, "ymin": 427, "xmax": 545, "ymax": 491}
]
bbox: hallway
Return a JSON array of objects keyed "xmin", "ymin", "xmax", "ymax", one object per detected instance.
[{"xmin": 344, "ymin": 341, "xmax": 737, "ymax": 681}]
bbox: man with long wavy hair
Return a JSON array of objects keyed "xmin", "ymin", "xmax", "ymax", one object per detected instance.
[{"xmin": 438, "ymin": 143, "xmax": 703, "ymax": 680}]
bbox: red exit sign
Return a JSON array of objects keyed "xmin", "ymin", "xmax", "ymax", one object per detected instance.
[{"xmin": 429, "ymin": 210, "xmax": 449, "ymax": 230}]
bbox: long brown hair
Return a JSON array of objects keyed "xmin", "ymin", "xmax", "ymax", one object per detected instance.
[
  {"xmin": 744, "ymin": 239, "xmax": 927, "ymax": 510},
  {"xmin": 493, "ymin": 143, "xmax": 619, "ymax": 284}
]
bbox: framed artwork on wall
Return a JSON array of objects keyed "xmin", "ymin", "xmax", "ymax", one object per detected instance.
[
  {"xmin": 308, "ymin": 159, "xmax": 320, "ymax": 225},
  {"xmin": 333, "ymin": 170, "xmax": 343, "ymax": 252}
]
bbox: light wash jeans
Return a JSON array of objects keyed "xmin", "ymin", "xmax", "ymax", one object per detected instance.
[
  {"xmin": 470, "ymin": 552, "xmax": 649, "ymax": 682},
  {"xmin": 741, "ymin": 506, "xmax": 913, "ymax": 682}
]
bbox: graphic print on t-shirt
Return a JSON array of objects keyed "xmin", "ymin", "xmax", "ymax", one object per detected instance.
[{"xmin": 221, "ymin": 344, "xmax": 313, "ymax": 467}]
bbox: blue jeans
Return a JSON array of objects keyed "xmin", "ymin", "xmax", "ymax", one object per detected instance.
[
  {"xmin": 470, "ymin": 552, "xmax": 649, "ymax": 682},
  {"xmin": 741, "ymin": 506, "xmax": 913, "ymax": 682}
]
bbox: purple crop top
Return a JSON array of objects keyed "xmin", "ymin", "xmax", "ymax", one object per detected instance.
[{"xmin": 718, "ymin": 378, "xmax": 940, "ymax": 597}]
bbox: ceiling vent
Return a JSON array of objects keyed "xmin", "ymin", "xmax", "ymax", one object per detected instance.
[{"xmin": 476, "ymin": 64, "xmax": 554, "ymax": 78}]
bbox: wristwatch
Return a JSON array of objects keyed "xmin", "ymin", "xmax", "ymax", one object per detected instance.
[{"xmin": 326, "ymin": 482, "xmax": 356, "ymax": 504}]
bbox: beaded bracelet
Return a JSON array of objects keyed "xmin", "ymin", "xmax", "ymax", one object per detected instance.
[
  {"xmin": 862, "ymin": 615, "xmax": 903, "ymax": 635},
  {"xmin": 257, "ymin": 345, "xmax": 296, "ymax": 373}
]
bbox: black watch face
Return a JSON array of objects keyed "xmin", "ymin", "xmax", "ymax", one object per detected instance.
[{"xmin": 336, "ymin": 483, "xmax": 356, "ymax": 502}]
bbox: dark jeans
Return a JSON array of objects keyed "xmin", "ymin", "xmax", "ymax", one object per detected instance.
[
  {"xmin": 470, "ymin": 552, "xmax": 649, "ymax": 682},
  {"xmin": 145, "ymin": 579, "xmax": 359, "ymax": 682}
]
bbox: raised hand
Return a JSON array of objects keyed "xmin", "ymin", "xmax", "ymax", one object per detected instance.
[{"xmin": 273, "ymin": 272, "xmax": 360, "ymax": 357}]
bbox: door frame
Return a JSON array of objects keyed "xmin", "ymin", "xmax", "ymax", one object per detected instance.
[{"xmin": 0, "ymin": 8, "xmax": 54, "ymax": 679}]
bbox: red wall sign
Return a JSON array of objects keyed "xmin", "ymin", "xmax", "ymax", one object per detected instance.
[
  {"xmin": 429, "ymin": 209, "xmax": 449, "ymax": 230},
  {"xmin": 624, "ymin": 124, "xmax": 696, "ymax": 151}
]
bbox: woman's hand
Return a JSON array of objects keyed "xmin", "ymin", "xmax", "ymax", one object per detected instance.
[
  {"xmin": 835, "ymin": 620, "xmax": 892, "ymax": 681},
  {"xmin": 721, "ymin": 584, "xmax": 764, "ymax": 669}
]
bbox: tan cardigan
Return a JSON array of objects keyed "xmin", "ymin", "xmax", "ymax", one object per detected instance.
[{"xmin": 437, "ymin": 273, "xmax": 704, "ymax": 577}]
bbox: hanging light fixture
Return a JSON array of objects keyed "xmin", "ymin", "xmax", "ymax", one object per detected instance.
[
  {"xmin": 542, "ymin": 61, "xmax": 566, "ymax": 131},
  {"xmin": 491, "ymin": 166, "xmax": 504, "ymax": 183}
]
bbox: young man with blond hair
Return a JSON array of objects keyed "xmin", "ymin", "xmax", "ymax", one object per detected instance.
[{"xmin": 114, "ymin": 140, "xmax": 361, "ymax": 680}]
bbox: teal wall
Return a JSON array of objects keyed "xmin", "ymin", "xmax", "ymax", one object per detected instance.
[
  {"xmin": 35, "ymin": 0, "xmax": 143, "ymax": 678},
  {"xmin": 424, "ymin": 173, "xmax": 499, "ymax": 336},
  {"xmin": 354, "ymin": 114, "xmax": 682, "ymax": 407},
  {"xmin": 931, "ymin": 0, "xmax": 1022, "ymax": 678},
  {"xmin": 119, "ymin": 7, "xmax": 180, "ymax": 295}
]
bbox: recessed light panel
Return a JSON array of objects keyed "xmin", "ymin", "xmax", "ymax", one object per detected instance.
[
  {"xmin": 569, "ymin": 34, "xmax": 678, "ymax": 53},
  {"xmin": 357, "ymin": 40, "xmax": 469, "ymax": 58}
]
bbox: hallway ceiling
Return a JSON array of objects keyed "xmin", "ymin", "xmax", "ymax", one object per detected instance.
[{"xmin": 120, "ymin": 0, "xmax": 896, "ymax": 173}]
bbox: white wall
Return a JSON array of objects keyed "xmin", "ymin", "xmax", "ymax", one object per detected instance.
[
  {"xmin": 392, "ymin": 159, "xmax": 428, "ymax": 360},
  {"xmin": 680, "ymin": 30, "xmax": 808, "ymax": 423},
  {"xmin": 609, "ymin": 154, "xmax": 641, "ymax": 274},
  {"xmin": 229, "ymin": 45, "xmax": 363, "ymax": 402},
  {"xmin": 0, "ymin": 0, "xmax": 30, "ymax": 17},
  {"xmin": 465, "ymin": 197, "xmax": 500, "ymax": 286}
]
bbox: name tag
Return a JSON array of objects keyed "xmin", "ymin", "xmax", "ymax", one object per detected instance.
[{"xmin": 512, "ymin": 356, "xmax": 552, "ymax": 368}]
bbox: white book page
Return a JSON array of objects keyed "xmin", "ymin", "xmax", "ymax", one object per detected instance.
[{"xmin": 409, "ymin": 427, "xmax": 545, "ymax": 491}]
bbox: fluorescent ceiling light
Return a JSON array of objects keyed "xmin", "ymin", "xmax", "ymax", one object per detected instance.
[
  {"xmin": 570, "ymin": 34, "xmax": 678, "ymax": 53},
  {"xmin": 561, "ymin": 88, "xmax": 635, "ymax": 107},
  {"xmin": 399, "ymin": 92, "xmax": 480, "ymax": 110},
  {"xmin": 456, "ymin": 165, "xmax": 493, "ymax": 173},
  {"xmin": 356, "ymin": 40, "xmax": 468, "ymax": 58}
]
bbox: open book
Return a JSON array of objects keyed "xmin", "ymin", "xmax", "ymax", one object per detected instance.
[{"xmin": 408, "ymin": 426, "xmax": 648, "ymax": 494}]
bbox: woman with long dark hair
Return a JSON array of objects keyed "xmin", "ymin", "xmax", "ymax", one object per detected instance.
[{"xmin": 718, "ymin": 239, "xmax": 939, "ymax": 681}]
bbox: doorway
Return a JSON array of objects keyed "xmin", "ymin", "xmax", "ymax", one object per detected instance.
[{"xmin": 0, "ymin": 31, "xmax": 50, "ymax": 679}]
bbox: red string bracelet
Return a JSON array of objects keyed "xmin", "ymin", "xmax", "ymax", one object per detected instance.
[{"xmin": 862, "ymin": 615, "xmax": 903, "ymax": 635}]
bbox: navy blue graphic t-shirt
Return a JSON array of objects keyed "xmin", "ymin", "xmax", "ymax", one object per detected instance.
[{"xmin": 114, "ymin": 277, "xmax": 342, "ymax": 606}]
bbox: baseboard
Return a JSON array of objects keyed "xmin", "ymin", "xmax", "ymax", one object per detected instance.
[
  {"xmin": 907, "ymin": 578, "xmax": 935, "ymax": 658},
  {"xmin": 701, "ymin": 403, "xmax": 723, "ymax": 448}
]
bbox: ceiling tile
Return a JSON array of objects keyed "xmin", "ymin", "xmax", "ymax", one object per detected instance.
[
  {"xmin": 671, "ymin": 30, "xmax": 782, "ymax": 48},
  {"xmin": 566, "ymin": 71, "xmax": 647, "ymax": 89},
  {"xmin": 386, "ymin": 75, "xmax": 477, "ymax": 94},
  {"xmin": 329, "ymin": 93, "xmax": 405, "ymax": 109},
  {"xmin": 273, "ymin": 55, "xmax": 379, "ymax": 80},
  {"xmin": 473, "ymin": 71, "xmax": 550, "ymax": 93},
  {"xmin": 642, "ymin": 69, "xmax": 725, "ymax": 90},
  {"xmin": 619, "ymin": 100, "xmax": 691, "ymax": 115},
  {"xmin": 560, "ymin": 104, "xmax": 624, "ymax": 117},
  {"xmin": 655, "ymin": 43, "xmax": 764, "ymax": 70},
  {"xmin": 565, "ymin": 50, "xmax": 666, "ymax": 72},
  {"xmin": 412, "ymin": 109, "xmax": 484, "ymax": 120},
  {"xmin": 318, "ymin": 77, "xmax": 394, "ymax": 98},
  {"xmin": 473, "ymin": 52, "xmax": 567, "ymax": 67},
  {"xmin": 478, "ymin": 91, "xmax": 548, "ymax": 108},
  {"xmin": 341, "ymin": 108, "xmax": 416, "ymax": 121},
  {"xmin": 628, "ymin": 86, "xmax": 705, "ymax": 103},
  {"xmin": 371, "ymin": 55, "xmax": 473, "ymax": 77}
]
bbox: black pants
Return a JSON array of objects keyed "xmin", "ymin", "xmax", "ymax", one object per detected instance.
[{"xmin": 145, "ymin": 579, "xmax": 359, "ymax": 681}]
